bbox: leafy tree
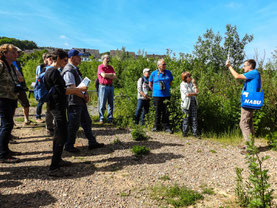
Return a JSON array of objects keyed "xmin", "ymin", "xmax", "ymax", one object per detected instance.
[
  {"xmin": 193, "ymin": 24, "xmax": 253, "ymax": 70},
  {"xmin": 0, "ymin": 37, "xmax": 38, "ymax": 50}
]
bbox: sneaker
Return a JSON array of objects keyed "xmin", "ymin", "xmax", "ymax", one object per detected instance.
[
  {"xmin": 107, "ymin": 120, "xmax": 113, "ymax": 123},
  {"xmin": 88, "ymin": 142, "xmax": 105, "ymax": 150},
  {"xmin": 0, "ymin": 156, "xmax": 20, "ymax": 163},
  {"xmin": 48, "ymin": 168, "xmax": 71, "ymax": 177},
  {"xmin": 24, "ymin": 120, "xmax": 31, "ymax": 125},
  {"xmin": 164, "ymin": 128, "xmax": 173, "ymax": 134},
  {"xmin": 59, "ymin": 159, "xmax": 72, "ymax": 167},
  {"xmin": 194, "ymin": 134, "xmax": 201, "ymax": 139},
  {"xmin": 151, "ymin": 127, "xmax": 158, "ymax": 132},
  {"xmin": 64, "ymin": 147, "xmax": 80, "ymax": 153},
  {"xmin": 36, "ymin": 119, "xmax": 45, "ymax": 123}
]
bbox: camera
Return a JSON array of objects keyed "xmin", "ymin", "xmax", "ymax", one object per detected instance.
[
  {"xmin": 159, "ymin": 81, "xmax": 166, "ymax": 91},
  {"xmin": 14, "ymin": 83, "xmax": 28, "ymax": 92}
]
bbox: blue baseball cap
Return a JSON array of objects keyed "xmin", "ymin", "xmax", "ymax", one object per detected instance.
[{"xmin": 68, "ymin": 49, "xmax": 84, "ymax": 58}]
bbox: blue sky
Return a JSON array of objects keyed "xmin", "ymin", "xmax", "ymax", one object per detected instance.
[{"xmin": 0, "ymin": 0, "xmax": 276, "ymax": 60}]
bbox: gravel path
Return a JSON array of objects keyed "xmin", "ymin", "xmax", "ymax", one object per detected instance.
[{"xmin": 0, "ymin": 107, "xmax": 276, "ymax": 208}]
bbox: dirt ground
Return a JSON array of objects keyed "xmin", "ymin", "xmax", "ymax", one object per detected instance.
[{"xmin": 0, "ymin": 107, "xmax": 276, "ymax": 208}]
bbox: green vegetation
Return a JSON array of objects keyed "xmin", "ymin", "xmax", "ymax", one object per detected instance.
[
  {"xmin": 131, "ymin": 145, "xmax": 150, "ymax": 157},
  {"xmin": 131, "ymin": 126, "xmax": 148, "ymax": 141},
  {"xmin": 235, "ymin": 138, "xmax": 273, "ymax": 207},
  {"xmin": 159, "ymin": 175, "xmax": 171, "ymax": 181},
  {"xmin": 151, "ymin": 184, "xmax": 204, "ymax": 207},
  {"xmin": 200, "ymin": 185, "xmax": 215, "ymax": 195},
  {"xmin": 113, "ymin": 138, "xmax": 122, "ymax": 145},
  {"xmin": 209, "ymin": 149, "xmax": 217, "ymax": 154},
  {"xmin": 0, "ymin": 37, "xmax": 38, "ymax": 50},
  {"xmin": 265, "ymin": 131, "xmax": 277, "ymax": 151}
]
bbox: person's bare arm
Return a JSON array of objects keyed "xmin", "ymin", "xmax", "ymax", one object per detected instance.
[
  {"xmin": 226, "ymin": 60, "xmax": 246, "ymax": 80},
  {"xmin": 65, "ymin": 85, "xmax": 88, "ymax": 98}
]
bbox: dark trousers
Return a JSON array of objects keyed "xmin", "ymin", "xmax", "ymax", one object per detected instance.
[
  {"xmin": 134, "ymin": 99, "xmax": 150, "ymax": 125},
  {"xmin": 153, "ymin": 97, "xmax": 170, "ymax": 129},
  {"xmin": 65, "ymin": 104, "xmax": 96, "ymax": 149},
  {"xmin": 49, "ymin": 106, "xmax": 67, "ymax": 170},
  {"xmin": 182, "ymin": 98, "xmax": 198, "ymax": 136},
  {"xmin": 0, "ymin": 98, "xmax": 17, "ymax": 158}
]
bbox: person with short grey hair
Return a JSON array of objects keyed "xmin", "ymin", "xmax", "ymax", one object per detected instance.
[
  {"xmin": 97, "ymin": 54, "xmax": 117, "ymax": 123},
  {"xmin": 149, "ymin": 58, "xmax": 173, "ymax": 133},
  {"xmin": 134, "ymin": 68, "xmax": 151, "ymax": 125}
]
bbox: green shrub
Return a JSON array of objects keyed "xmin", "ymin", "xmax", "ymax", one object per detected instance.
[
  {"xmin": 235, "ymin": 138, "xmax": 273, "ymax": 207},
  {"xmin": 131, "ymin": 145, "xmax": 150, "ymax": 157},
  {"xmin": 131, "ymin": 127, "xmax": 148, "ymax": 141},
  {"xmin": 265, "ymin": 131, "xmax": 277, "ymax": 151},
  {"xmin": 151, "ymin": 184, "xmax": 204, "ymax": 207}
]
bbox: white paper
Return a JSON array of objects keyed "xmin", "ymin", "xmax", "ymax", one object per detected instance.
[{"xmin": 78, "ymin": 77, "xmax": 91, "ymax": 87}]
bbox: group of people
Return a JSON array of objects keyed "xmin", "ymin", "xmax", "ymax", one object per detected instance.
[
  {"xmin": 134, "ymin": 58, "xmax": 261, "ymax": 150},
  {"xmin": 0, "ymin": 43, "xmax": 261, "ymax": 176}
]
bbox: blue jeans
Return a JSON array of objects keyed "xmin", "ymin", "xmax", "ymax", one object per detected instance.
[
  {"xmin": 134, "ymin": 99, "xmax": 150, "ymax": 125},
  {"xmin": 0, "ymin": 98, "xmax": 17, "ymax": 158},
  {"xmin": 36, "ymin": 100, "xmax": 44, "ymax": 119},
  {"xmin": 65, "ymin": 104, "xmax": 97, "ymax": 149},
  {"xmin": 98, "ymin": 85, "xmax": 114, "ymax": 121}
]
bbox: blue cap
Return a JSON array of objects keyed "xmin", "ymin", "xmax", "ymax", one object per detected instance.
[{"xmin": 68, "ymin": 49, "xmax": 84, "ymax": 58}]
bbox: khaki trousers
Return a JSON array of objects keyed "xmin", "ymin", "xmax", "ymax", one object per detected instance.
[{"xmin": 240, "ymin": 107, "xmax": 255, "ymax": 142}]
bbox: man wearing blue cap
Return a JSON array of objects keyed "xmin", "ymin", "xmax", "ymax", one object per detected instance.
[{"xmin": 61, "ymin": 49, "xmax": 104, "ymax": 153}]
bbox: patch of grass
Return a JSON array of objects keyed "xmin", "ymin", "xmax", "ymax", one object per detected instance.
[
  {"xmin": 202, "ymin": 128, "xmax": 242, "ymax": 146},
  {"xmin": 200, "ymin": 185, "xmax": 215, "ymax": 195},
  {"xmin": 131, "ymin": 127, "xmax": 148, "ymax": 141},
  {"xmin": 209, "ymin": 149, "xmax": 217, "ymax": 154},
  {"xmin": 113, "ymin": 138, "xmax": 122, "ymax": 144},
  {"xmin": 196, "ymin": 149, "xmax": 202, "ymax": 153},
  {"xmin": 14, "ymin": 117, "xmax": 24, "ymax": 122},
  {"xmin": 151, "ymin": 184, "xmax": 204, "ymax": 207},
  {"xmin": 119, "ymin": 192, "xmax": 130, "ymax": 197},
  {"xmin": 131, "ymin": 145, "xmax": 150, "ymax": 157},
  {"xmin": 159, "ymin": 175, "xmax": 170, "ymax": 181}
]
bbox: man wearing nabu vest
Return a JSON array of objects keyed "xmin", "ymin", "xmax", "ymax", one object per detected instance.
[
  {"xmin": 226, "ymin": 59, "xmax": 263, "ymax": 152},
  {"xmin": 61, "ymin": 49, "xmax": 104, "ymax": 153}
]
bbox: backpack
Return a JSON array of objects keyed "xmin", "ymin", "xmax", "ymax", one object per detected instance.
[{"xmin": 34, "ymin": 66, "xmax": 55, "ymax": 102}]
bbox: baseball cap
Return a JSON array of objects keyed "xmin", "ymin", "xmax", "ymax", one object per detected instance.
[
  {"xmin": 143, "ymin": 68, "xmax": 150, "ymax": 73},
  {"xmin": 68, "ymin": 49, "xmax": 84, "ymax": 58}
]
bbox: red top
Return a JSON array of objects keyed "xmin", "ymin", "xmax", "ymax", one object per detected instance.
[{"xmin": 97, "ymin": 64, "xmax": 115, "ymax": 85}]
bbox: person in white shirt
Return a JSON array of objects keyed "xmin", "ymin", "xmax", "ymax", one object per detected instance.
[{"xmin": 180, "ymin": 72, "xmax": 199, "ymax": 138}]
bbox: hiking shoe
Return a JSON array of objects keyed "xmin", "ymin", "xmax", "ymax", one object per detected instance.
[
  {"xmin": 88, "ymin": 142, "xmax": 105, "ymax": 150},
  {"xmin": 64, "ymin": 147, "xmax": 80, "ymax": 153},
  {"xmin": 59, "ymin": 159, "xmax": 72, "ymax": 167},
  {"xmin": 151, "ymin": 127, "xmax": 158, "ymax": 132},
  {"xmin": 36, "ymin": 119, "xmax": 45, "ymax": 123},
  {"xmin": 24, "ymin": 120, "xmax": 32, "ymax": 125},
  {"xmin": 0, "ymin": 156, "xmax": 20, "ymax": 163},
  {"xmin": 164, "ymin": 128, "xmax": 173, "ymax": 134},
  {"xmin": 48, "ymin": 168, "xmax": 71, "ymax": 177}
]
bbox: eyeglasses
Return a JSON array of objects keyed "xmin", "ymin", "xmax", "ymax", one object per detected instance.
[{"xmin": 162, "ymin": 64, "xmax": 166, "ymax": 66}]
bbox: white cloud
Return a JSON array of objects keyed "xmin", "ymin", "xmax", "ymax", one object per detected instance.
[
  {"xmin": 64, "ymin": 42, "xmax": 69, "ymax": 46},
  {"xmin": 225, "ymin": 2, "xmax": 242, "ymax": 9},
  {"xmin": 60, "ymin": 35, "xmax": 67, "ymax": 39}
]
